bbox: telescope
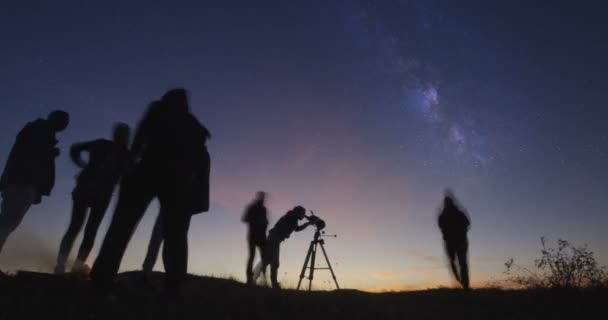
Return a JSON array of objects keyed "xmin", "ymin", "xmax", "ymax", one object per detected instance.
[
  {"xmin": 305, "ymin": 212, "xmax": 326, "ymax": 230},
  {"xmin": 297, "ymin": 211, "xmax": 339, "ymax": 291}
]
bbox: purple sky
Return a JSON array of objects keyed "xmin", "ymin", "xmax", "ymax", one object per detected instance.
[{"xmin": 1, "ymin": 0, "xmax": 607, "ymax": 290}]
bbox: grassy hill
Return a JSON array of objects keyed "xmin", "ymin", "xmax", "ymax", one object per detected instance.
[{"xmin": 0, "ymin": 271, "xmax": 606, "ymax": 320}]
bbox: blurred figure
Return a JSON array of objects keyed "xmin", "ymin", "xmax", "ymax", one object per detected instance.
[
  {"xmin": 0, "ymin": 110, "xmax": 69, "ymax": 255},
  {"xmin": 54, "ymin": 123, "xmax": 131, "ymax": 275},
  {"xmin": 242, "ymin": 191, "xmax": 268, "ymax": 285},
  {"xmin": 256, "ymin": 206, "xmax": 312, "ymax": 289},
  {"xmin": 91, "ymin": 89, "xmax": 211, "ymax": 295},
  {"xmin": 438, "ymin": 190, "xmax": 471, "ymax": 289}
]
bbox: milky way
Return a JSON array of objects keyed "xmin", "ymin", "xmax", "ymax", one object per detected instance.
[{"xmin": 335, "ymin": 0, "xmax": 489, "ymax": 167}]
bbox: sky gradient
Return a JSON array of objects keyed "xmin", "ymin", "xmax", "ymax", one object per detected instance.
[{"xmin": 1, "ymin": 0, "xmax": 607, "ymax": 291}]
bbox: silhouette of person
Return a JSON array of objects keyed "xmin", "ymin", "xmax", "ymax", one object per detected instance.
[
  {"xmin": 242, "ymin": 191, "xmax": 268, "ymax": 285},
  {"xmin": 0, "ymin": 110, "xmax": 69, "ymax": 255},
  {"xmin": 90, "ymin": 89, "xmax": 211, "ymax": 295},
  {"xmin": 438, "ymin": 190, "xmax": 471, "ymax": 289},
  {"xmin": 54, "ymin": 123, "xmax": 131, "ymax": 275},
  {"xmin": 256, "ymin": 206, "xmax": 312, "ymax": 289},
  {"xmin": 141, "ymin": 122, "xmax": 210, "ymax": 276}
]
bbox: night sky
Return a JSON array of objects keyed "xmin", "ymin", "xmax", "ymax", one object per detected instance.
[{"xmin": 1, "ymin": 0, "xmax": 607, "ymax": 291}]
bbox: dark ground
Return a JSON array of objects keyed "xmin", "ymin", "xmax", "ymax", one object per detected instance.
[{"xmin": 0, "ymin": 271, "xmax": 605, "ymax": 320}]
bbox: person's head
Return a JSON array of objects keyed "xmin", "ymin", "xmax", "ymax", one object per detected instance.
[
  {"xmin": 148, "ymin": 99, "xmax": 165, "ymax": 112},
  {"xmin": 141, "ymin": 100, "xmax": 166, "ymax": 124},
  {"xmin": 47, "ymin": 110, "xmax": 70, "ymax": 132},
  {"xmin": 293, "ymin": 206, "xmax": 306, "ymax": 220},
  {"xmin": 443, "ymin": 189, "xmax": 456, "ymax": 209},
  {"xmin": 444, "ymin": 196, "xmax": 454, "ymax": 207},
  {"xmin": 161, "ymin": 88, "xmax": 189, "ymax": 113},
  {"xmin": 112, "ymin": 122, "xmax": 131, "ymax": 147},
  {"xmin": 255, "ymin": 191, "xmax": 266, "ymax": 204}
]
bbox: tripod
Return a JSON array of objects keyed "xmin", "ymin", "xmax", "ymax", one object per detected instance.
[{"xmin": 297, "ymin": 229, "xmax": 340, "ymax": 291}]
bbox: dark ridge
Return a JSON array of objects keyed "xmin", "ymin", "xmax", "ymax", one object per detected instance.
[{"xmin": 0, "ymin": 271, "xmax": 606, "ymax": 320}]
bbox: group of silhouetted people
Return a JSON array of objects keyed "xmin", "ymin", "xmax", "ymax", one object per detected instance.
[
  {"xmin": 90, "ymin": 89, "xmax": 211, "ymax": 295},
  {"xmin": 240, "ymin": 191, "xmax": 471, "ymax": 290},
  {"xmin": 0, "ymin": 88, "xmax": 472, "ymax": 293},
  {"xmin": 0, "ymin": 88, "xmax": 211, "ymax": 295},
  {"xmin": 241, "ymin": 196, "xmax": 314, "ymax": 289}
]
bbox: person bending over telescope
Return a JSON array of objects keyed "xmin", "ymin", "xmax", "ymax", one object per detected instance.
[{"xmin": 255, "ymin": 206, "xmax": 313, "ymax": 289}]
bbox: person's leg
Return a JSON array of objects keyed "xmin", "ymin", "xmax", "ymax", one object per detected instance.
[
  {"xmin": 251, "ymin": 250, "xmax": 266, "ymax": 284},
  {"xmin": 55, "ymin": 196, "xmax": 88, "ymax": 274},
  {"xmin": 160, "ymin": 199, "xmax": 191, "ymax": 294},
  {"xmin": 73, "ymin": 196, "xmax": 111, "ymax": 271},
  {"xmin": 257, "ymin": 237, "xmax": 267, "ymax": 278},
  {"xmin": 270, "ymin": 241, "xmax": 281, "ymax": 289},
  {"xmin": 445, "ymin": 241, "xmax": 460, "ymax": 284},
  {"xmin": 90, "ymin": 173, "xmax": 154, "ymax": 291},
  {"xmin": 0, "ymin": 186, "xmax": 36, "ymax": 253},
  {"xmin": 142, "ymin": 212, "xmax": 164, "ymax": 273},
  {"xmin": 246, "ymin": 239, "xmax": 255, "ymax": 284},
  {"xmin": 252, "ymin": 235, "xmax": 270, "ymax": 283},
  {"xmin": 457, "ymin": 241, "xmax": 470, "ymax": 289}
]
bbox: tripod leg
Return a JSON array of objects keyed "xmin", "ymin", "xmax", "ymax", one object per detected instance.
[
  {"xmin": 319, "ymin": 243, "xmax": 340, "ymax": 290},
  {"xmin": 297, "ymin": 241, "xmax": 315, "ymax": 290},
  {"xmin": 308, "ymin": 242, "xmax": 318, "ymax": 291}
]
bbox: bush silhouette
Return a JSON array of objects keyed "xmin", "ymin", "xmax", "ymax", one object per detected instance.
[{"xmin": 504, "ymin": 237, "xmax": 607, "ymax": 289}]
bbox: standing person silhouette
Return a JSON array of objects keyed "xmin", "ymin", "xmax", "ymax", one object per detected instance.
[
  {"xmin": 140, "ymin": 117, "xmax": 210, "ymax": 279},
  {"xmin": 438, "ymin": 190, "xmax": 471, "ymax": 289},
  {"xmin": 90, "ymin": 89, "xmax": 211, "ymax": 295},
  {"xmin": 0, "ymin": 110, "xmax": 69, "ymax": 256},
  {"xmin": 54, "ymin": 123, "xmax": 131, "ymax": 275},
  {"xmin": 242, "ymin": 191, "xmax": 268, "ymax": 285}
]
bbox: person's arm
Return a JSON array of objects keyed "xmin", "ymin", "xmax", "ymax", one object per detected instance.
[
  {"xmin": 295, "ymin": 221, "xmax": 312, "ymax": 232},
  {"xmin": 131, "ymin": 102, "xmax": 163, "ymax": 158},
  {"xmin": 119, "ymin": 147, "xmax": 136, "ymax": 174},
  {"xmin": 438, "ymin": 213, "xmax": 445, "ymax": 231},
  {"xmin": 242, "ymin": 207, "xmax": 251, "ymax": 223},
  {"xmin": 262, "ymin": 208, "xmax": 269, "ymax": 229},
  {"xmin": 200, "ymin": 124, "xmax": 212, "ymax": 141},
  {"xmin": 51, "ymin": 138, "xmax": 60, "ymax": 157},
  {"xmin": 13, "ymin": 123, "xmax": 40, "ymax": 171},
  {"xmin": 69, "ymin": 140, "xmax": 99, "ymax": 169},
  {"xmin": 130, "ymin": 117, "xmax": 150, "ymax": 159}
]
